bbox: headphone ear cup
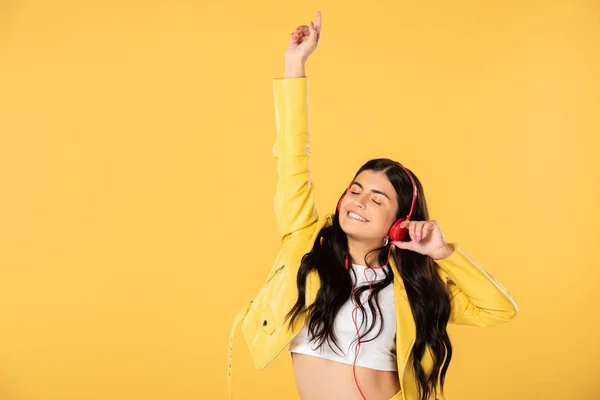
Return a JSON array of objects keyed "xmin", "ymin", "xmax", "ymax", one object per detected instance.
[{"xmin": 388, "ymin": 218, "xmax": 408, "ymax": 242}]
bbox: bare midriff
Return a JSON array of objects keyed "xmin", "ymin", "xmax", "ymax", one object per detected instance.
[{"xmin": 291, "ymin": 352, "xmax": 401, "ymax": 400}]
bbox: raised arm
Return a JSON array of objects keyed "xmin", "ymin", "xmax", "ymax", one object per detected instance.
[{"xmin": 272, "ymin": 12, "xmax": 322, "ymax": 243}]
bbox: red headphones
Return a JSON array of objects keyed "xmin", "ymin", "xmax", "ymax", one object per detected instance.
[{"xmin": 336, "ymin": 162, "xmax": 417, "ymax": 400}]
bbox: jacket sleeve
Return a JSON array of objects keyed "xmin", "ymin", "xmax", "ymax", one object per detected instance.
[
  {"xmin": 272, "ymin": 77, "xmax": 318, "ymax": 243},
  {"xmin": 434, "ymin": 243, "xmax": 519, "ymax": 327}
]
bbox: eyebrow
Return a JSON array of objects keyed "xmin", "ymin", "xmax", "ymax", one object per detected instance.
[{"xmin": 351, "ymin": 181, "xmax": 391, "ymax": 200}]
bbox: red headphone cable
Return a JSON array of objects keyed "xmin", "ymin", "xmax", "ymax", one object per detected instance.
[{"xmin": 346, "ymin": 245, "xmax": 394, "ymax": 400}]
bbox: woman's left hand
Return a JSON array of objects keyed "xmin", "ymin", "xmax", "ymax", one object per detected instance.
[{"xmin": 391, "ymin": 220, "xmax": 455, "ymax": 260}]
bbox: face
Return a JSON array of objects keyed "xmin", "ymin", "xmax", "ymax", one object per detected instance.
[{"xmin": 339, "ymin": 170, "xmax": 399, "ymax": 243}]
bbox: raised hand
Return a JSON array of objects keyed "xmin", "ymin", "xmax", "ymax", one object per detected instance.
[{"xmin": 285, "ymin": 11, "xmax": 322, "ymax": 63}]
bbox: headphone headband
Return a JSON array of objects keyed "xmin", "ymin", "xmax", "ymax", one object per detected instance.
[{"xmin": 394, "ymin": 162, "xmax": 417, "ymax": 221}]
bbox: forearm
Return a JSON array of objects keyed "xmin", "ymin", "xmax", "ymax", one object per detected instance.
[
  {"xmin": 435, "ymin": 243, "xmax": 518, "ymax": 326},
  {"xmin": 284, "ymin": 58, "xmax": 306, "ymax": 78}
]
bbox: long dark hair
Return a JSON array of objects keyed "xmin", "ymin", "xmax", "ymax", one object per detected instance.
[{"xmin": 284, "ymin": 158, "xmax": 452, "ymax": 400}]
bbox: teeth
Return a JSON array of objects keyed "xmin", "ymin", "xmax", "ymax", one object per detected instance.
[{"xmin": 348, "ymin": 212, "xmax": 367, "ymax": 222}]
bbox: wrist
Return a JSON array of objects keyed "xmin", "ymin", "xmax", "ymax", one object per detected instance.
[{"xmin": 284, "ymin": 59, "xmax": 306, "ymax": 78}]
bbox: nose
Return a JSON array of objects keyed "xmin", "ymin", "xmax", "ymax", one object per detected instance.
[{"xmin": 352, "ymin": 193, "xmax": 367, "ymax": 209}]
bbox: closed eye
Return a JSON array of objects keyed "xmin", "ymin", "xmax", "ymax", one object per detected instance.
[{"xmin": 349, "ymin": 191, "xmax": 381, "ymax": 206}]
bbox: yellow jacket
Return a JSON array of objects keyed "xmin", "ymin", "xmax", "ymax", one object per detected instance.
[{"xmin": 227, "ymin": 77, "xmax": 518, "ymax": 400}]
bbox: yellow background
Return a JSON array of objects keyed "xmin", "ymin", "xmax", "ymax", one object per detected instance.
[{"xmin": 1, "ymin": 1, "xmax": 599, "ymax": 399}]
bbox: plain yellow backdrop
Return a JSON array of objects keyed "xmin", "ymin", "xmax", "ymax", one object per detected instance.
[{"xmin": 1, "ymin": 1, "xmax": 599, "ymax": 399}]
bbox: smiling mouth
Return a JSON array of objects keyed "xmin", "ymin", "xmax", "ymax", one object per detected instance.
[{"xmin": 348, "ymin": 211, "xmax": 368, "ymax": 222}]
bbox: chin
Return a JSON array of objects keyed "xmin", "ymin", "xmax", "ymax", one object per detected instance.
[
  {"xmin": 340, "ymin": 218, "xmax": 372, "ymax": 238},
  {"xmin": 342, "ymin": 220, "xmax": 389, "ymax": 244}
]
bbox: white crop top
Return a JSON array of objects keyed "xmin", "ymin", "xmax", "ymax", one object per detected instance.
[{"xmin": 288, "ymin": 263, "xmax": 397, "ymax": 371}]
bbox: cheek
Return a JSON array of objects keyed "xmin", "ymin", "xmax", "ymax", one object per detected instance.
[
  {"xmin": 341, "ymin": 196, "xmax": 359, "ymax": 213},
  {"xmin": 377, "ymin": 208, "xmax": 398, "ymax": 229},
  {"xmin": 371, "ymin": 208, "xmax": 392, "ymax": 226},
  {"xmin": 339, "ymin": 198, "xmax": 349, "ymax": 214}
]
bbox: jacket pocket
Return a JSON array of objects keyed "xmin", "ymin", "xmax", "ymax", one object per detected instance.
[
  {"xmin": 260, "ymin": 304, "xmax": 277, "ymax": 335},
  {"xmin": 244, "ymin": 263, "xmax": 288, "ymax": 338}
]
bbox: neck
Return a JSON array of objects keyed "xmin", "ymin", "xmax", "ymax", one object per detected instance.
[{"xmin": 347, "ymin": 236, "xmax": 385, "ymax": 268}]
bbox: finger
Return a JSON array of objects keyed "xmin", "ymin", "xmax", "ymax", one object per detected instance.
[
  {"xmin": 430, "ymin": 220, "xmax": 441, "ymax": 239},
  {"xmin": 308, "ymin": 21, "xmax": 318, "ymax": 43},
  {"xmin": 315, "ymin": 11, "xmax": 322, "ymax": 33},
  {"xmin": 297, "ymin": 27, "xmax": 310, "ymax": 38},
  {"xmin": 413, "ymin": 221, "xmax": 422, "ymax": 241},
  {"xmin": 420, "ymin": 222, "xmax": 430, "ymax": 241},
  {"xmin": 417, "ymin": 222, "xmax": 428, "ymax": 241},
  {"xmin": 413, "ymin": 222, "xmax": 421, "ymax": 241},
  {"xmin": 392, "ymin": 240, "xmax": 412, "ymax": 251},
  {"xmin": 291, "ymin": 26, "xmax": 308, "ymax": 40},
  {"xmin": 409, "ymin": 221, "xmax": 417, "ymax": 242}
]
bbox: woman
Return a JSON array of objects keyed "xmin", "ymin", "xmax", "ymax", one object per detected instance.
[{"xmin": 227, "ymin": 11, "xmax": 518, "ymax": 400}]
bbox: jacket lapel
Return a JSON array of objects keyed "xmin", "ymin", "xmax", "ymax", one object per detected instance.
[{"xmin": 390, "ymin": 256, "xmax": 417, "ymax": 399}]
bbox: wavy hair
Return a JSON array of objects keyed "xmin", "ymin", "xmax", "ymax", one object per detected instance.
[{"xmin": 284, "ymin": 158, "xmax": 452, "ymax": 400}]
